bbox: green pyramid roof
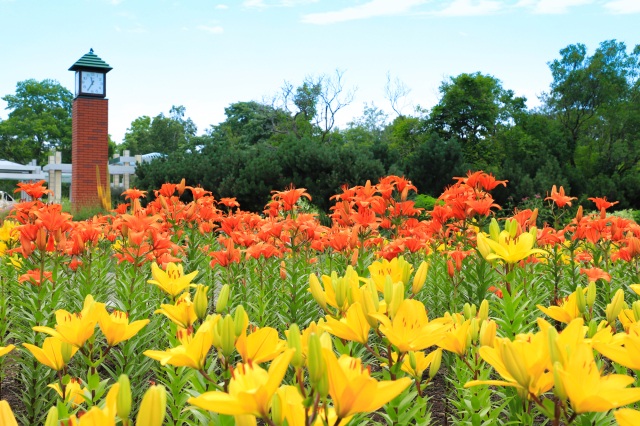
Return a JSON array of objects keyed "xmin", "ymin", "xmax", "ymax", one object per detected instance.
[{"xmin": 69, "ymin": 49, "xmax": 112, "ymax": 72}]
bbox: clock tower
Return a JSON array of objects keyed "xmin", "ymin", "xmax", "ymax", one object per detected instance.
[{"xmin": 69, "ymin": 49, "xmax": 112, "ymax": 211}]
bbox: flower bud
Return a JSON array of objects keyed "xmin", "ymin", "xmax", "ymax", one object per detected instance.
[
  {"xmin": 606, "ymin": 289, "xmax": 625, "ymax": 326},
  {"xmin": 335, "ymin": 276, "xmax": 348, "ymax": 311},
  {"xmin": 216, "ymin": 284, "xmax": 230, "ymax": 313},
  {"xmin": 217, "ymin": 315, "xmax": 236, "ymax": 358},
  {"xmin": 505, "ymin": 219, "xmax": 518, "ymax": 238},
  {"xmin": 429, "ymin": 348, "xmax": 442, "ymax": 379},
  {"xmin": 478, "ymin": 299, "xmax": 489, "ymax": 322},
  {"xmin": 587, "ymin": 319, "xmax": 599, "ymax": 338},
  {"xmin": 476, "ymin": 233, "xmax": 493, "ymax": 260},
  {"xmin": 61, "ymin": 341, "xmax": 74, "ymax": 365},
  {"xmin": 479, "ymin": 319, "xmax": 496, "ymax": 347},
  {"xmin": 411, "ymin": 261, "xmax": 428, "ymax": 295},
  {"xmin": 463, "ymin": 303, "xmax": 473, "ymax": 320},
  {"xmin": 388, "ymin": 282, "xmax": 404, "ymax": 319},
  {"xmin": 587, "ymin": 281, "xmax": 597, "ymax": 309},
  {"xmin": 408, "ymin": 351, "xmax": 417, "ymax": 371},
  {"xmin": 547, "ymin": 327, "xmax": 562, "ymax": 365},
  {"xmin": 136, "ymin": 385, "xmax": 167, "ymax": 426},
  {"xmin": 529, "ymin": 208, "xmax": 538, "ymax": 228},
  {"xmin": 287, "ymin": 324, "xmax": 304, "ymax": 368},
  {"xmin": 447, "ymin": 259, "xmax": 455, "ymax": 278},
  {"xmin": 193, "ymin": 284, "xmax": 209, "ymax": 321},
  {"xmin": 633, "ymin": 301, "xmax": 640, "ymax": 323},
  {"xmin": 552, "ymin": 362, "xmax": 567, "ymax": 401},
  {"xmin": 44, "ymin": 406, "xmax": 58, "ymax": 426},
  {"xmin": 383, "ymin": 275, "xmax": 394, "ymax": 305},
  {"xmin": 489, "ymin": 218, "xmax": 500, "ymax": 242},
  {"xmin": 309, "ymin": 274, "xmax": 327, "ymax": 311},
  {"xmin": 307, "ymin": 333, "xmax": 326, "ymax": 388},
  {"xmin": 233, "ymin": 305, "xmax": 248, "ymax": 337},
  {"xmin": 271, "ymin": 389, "xmax": 283, "ymax": 424},
  {"xmin": 360, "ymin": 287, "xmax": 380, "ymax": 328},
  {"xmin": 575, "ymin": 285, "xmax": 586, "ymax": 315},
  {"xmin": 117, "ymin": 374, "xmax": 132, "ymax": 421},
  {"xmin": 469, "ymin": 318, "xmax": 480, "ymax": 343},
  {"xmin": 399, "ymin": 257, "xmax": 413, "ymax": 286}
]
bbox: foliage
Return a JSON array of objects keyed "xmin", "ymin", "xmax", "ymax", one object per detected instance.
[{"xmin": 0, "ymin": 79, "xmax": 73, "ymax": 164}]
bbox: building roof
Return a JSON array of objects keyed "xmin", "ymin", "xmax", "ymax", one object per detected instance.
[{"xmin": 69, "ymin": 49, "xmax": 113, "ymax": 72}]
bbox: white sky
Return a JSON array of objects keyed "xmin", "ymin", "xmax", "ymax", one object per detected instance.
[{"xmin": 0, "ymin": 0, "xmax": 638, "ymax": 145}]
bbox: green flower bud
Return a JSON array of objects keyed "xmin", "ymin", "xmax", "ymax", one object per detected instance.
[
  {"xmin": 575, "ymin": 285, "xmax": 586, "ymax": 315},
  {"xmin": 44, "ymin": 407, "xmax": 58, "ymax": 426},
  {"xmin": 216, "ymin": 284, "xmax": 230, "ymax": 313},
  {"xmin": 429, "ymin": 349, "xmax": 442, "ymax": 379},
  {"xmin": 287, "ymin": 324, "xmax": 304, "ymax": 368},
  {"xmin": 117, "ymin": 374, "xmax": 132, "ymax": 421},
  {"xmin": 489, "ymin": 218, "xmax": 500, "ymax": 242},
  {"xmin": 193, "ymin": 284, "xmax": 210, "ymax": 321}
]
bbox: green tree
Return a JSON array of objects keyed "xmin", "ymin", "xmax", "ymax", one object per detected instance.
[
  {"xmin": 429, "ymin": 72, "xmax": 526, "ymax": 167},
  {"xmin": 544, "ymin": 40, "xmax": 640, "ymax": 167},
  {"xmin": 121, "ymin": 105, "xmax": 197, "ymax": 154},
  {"xmin": 0, "ymin": 79, "xmax": 73, "ymax": 164}
]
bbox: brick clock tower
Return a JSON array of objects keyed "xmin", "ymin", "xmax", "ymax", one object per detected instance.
[{"xmin": 69, "ymin": 49, "xmax": 112, "ymax": 211}]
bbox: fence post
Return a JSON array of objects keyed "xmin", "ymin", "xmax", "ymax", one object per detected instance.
[
  {"xmin": 123, "ymin": 150, "xmax": 130, "ymax": 190},
  {"xmin": 54, "ymin": 151, "xmax": 62, "ymax": 203},
  {"xmin": 48, "ymin": 154, "xmax": 55, "ymax": 203},
  {"xmin": 112, "ymin": 153, "xmax": 120, "ymax": 188}
]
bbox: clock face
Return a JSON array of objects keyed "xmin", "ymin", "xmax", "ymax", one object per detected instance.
[{"xmin": 81, "ymin": 71, "xmax": 104, "ymax": 95}]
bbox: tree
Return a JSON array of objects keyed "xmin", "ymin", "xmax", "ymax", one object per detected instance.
[
  {"xmin": 544, "ymin": 40, "xmax": 640, "ymax": 166},
  {"xmin": 121, "ymin": 105, "xmax": 197, "ymax": 154},
  {"xmin": 429, "ymin": 72, "xmax": 526, "ymax": 166},
  {"xmin": 0, "ymin": 79, "xmax": 73, "ymax": 164}
]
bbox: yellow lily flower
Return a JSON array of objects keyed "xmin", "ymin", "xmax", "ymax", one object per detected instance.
[
  {"xmin": 0, "ymin": 400, "xmax": 18, "ymax": 426},
  {"xmin": 155, "ymin": 292, "xmax": 198, "ymax": 329},
  {"xmin": 48, "ymin": 378, "xmax": 87, "ymax": 406},
  {"xmin": 438, "ymin": 319, "xmax": 472, "ymax": 356},
  {"xmin": 630, "ymin": 284, "xmax": 640, "ymax": 296},
  {"xmin": 465, "ymin": 334, "xmax": 553, "ymax": 399},
  {"xmin": 144, "ymin": 316, "xmax": 217, "ymax": 370},
  {"xmin": 478, "ymin": 228, "xmax": 546, "ymax": 264},
  {"xmin": 98, "ymin": 310, "xmax": 149, "ymax": 346},
  {"xmin": 555, "ymin": 342, "xmax": 640, "ymax": 413},
  {"xmin": 148, "ymin": 261, "xmax": 198, "ymax": 298},
  {"xmin": 368, "ymin": 256, "xmax": 413, "ymax": 292},
  {"xmin": 537, "ymin": 289, "xmax": 583, "ymax": 324},
  {"xmin": 0, "ymin": 345, "xmax": 15, "ymax": 358},
  {"xmin": 593, "ymin": 322, "xmax": 640, "ymax": 370},
  {"xmin": 23, "ymin": 337, "xmax": 78, "ymax": 371},
  {"xmin": 33, "ymin": 294, "xmax": 105, "ymax": 348},
  {"xmin": 323, "ymin": 349, "xmax": 412, "ymax": 420},
  {"xmin": 236, "ymin": 327, "xmax": 287, "ymax": 364},
  {"xmin": 373, "ymin": 299, "xmax": 449, "ymax": 352},
  {"xmin": 272, "ymin": 385, "xmax": 306, "ymax": 426},
  {"xmin": 323, "ymin": 302, "xmax": 370, "ymax": 345},
  {"xmin": 69, "ymin": 405, "xmax": 116, "ymax": 425},
  {"xmin": 390, "ymin": 349, "xmax": 442, "ymax": 379},
  {"xmin": 188, "ymin": 350, "xmax": 294, "ymax": 421},
  {"xmin": 615, "ymin": 408, "xmax": 640, "ymax": 426}
]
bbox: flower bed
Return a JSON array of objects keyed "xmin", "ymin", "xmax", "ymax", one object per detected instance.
[{"xmin": 0, "ymin": 173, "xmax": 638, "ymax": 425}]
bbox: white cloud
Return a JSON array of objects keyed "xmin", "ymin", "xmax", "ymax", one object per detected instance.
[
  {"xmin": 301, "ymin": 0, "xmax": 429, "ymax": 25},
  {"xmin": 518, "ymin": 0, "xmax": 593, "ymax": 14},
  {"xmin": 434, "ymin": 0, "xmax": 503, "ymax": 16},
  {"xmin": 216, "ymin": 4, "xmax": 229, "ymax": 9},
  {"xmin": 197, "ymin": 25, "xmax": 224, "ymax": 34},
  {"xmin": 604, "ymin": 0, "xmax": 640, "ymax": 14}
]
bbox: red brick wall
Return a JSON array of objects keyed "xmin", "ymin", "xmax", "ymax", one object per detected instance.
[{"xmin": 71, "ymin": 97, "xmax": 108, "ymax": 211}]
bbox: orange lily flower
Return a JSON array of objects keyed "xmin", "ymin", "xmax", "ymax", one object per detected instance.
[{"xmin": 545, "ymin": 185, "xmax": 576, "ymax": 208}]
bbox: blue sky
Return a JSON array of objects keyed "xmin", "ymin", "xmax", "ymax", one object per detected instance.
[{"xmin": 0, "ymin": 0, "xmax": 638, "ymax": 145}]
